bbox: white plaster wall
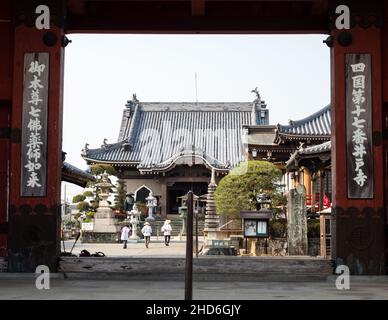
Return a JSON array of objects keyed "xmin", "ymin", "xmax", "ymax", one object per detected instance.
[{"xmin": 124, "ymin": 179, "xmax": 162, "ymax": 196}]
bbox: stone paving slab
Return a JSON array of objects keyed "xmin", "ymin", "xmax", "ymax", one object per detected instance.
[{"xmin": 0, "ymin": 278, "xmax": 388, "ymax": 300}]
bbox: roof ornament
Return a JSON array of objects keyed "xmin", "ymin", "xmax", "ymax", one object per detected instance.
[
  {"xmin": 251, "ymin": 87, "xmax": 262, "ymax": 104},
  {"xmin": 251, "ymin": 87, "xmax": 260, "ymax": 100},
  {"xmin": 102, "ymin": 138, "xmax": 108, "ymax": 148},
  {"xmin": 81, "ymin": 143, "xmax": 89, "ymax": 156},
  {"xmin": 288, "ymin": 119, "xmax": 294, "ymax": 126},
  {"xmin": 126, "ymin": 93, "xmax": 139, "ymax": 109},
  {"xmin": 122, "ymin": 142, "xmax": 132, "ymax": 152}
]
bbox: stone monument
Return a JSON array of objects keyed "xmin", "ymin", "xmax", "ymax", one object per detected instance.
[{"xmin": 287, "ymin": 184, "xmax": 308, "ymax": 255}]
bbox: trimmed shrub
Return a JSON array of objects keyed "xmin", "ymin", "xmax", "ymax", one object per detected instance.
[
  {"xmin": 76, "ymin": 201, "xmax": 90, "ymax": 212},
  {"xmin": 269, "ymin": 219, "xmax": 287, "ymax": 238},
  {"xmin": 83, "ymin": 191, "xmax": 94, "ymax": 198},
  {"xmin": 307, "ymin": 219, "xmax": 320, "ymax": 238},
  {"xmin": 72, "ymin": 194, "xmax": 86, "ymax": 203}
]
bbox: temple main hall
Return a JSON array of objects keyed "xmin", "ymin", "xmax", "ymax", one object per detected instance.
[{"xmin": 82, "ymin": 93, "xmax": 269, "ymax": 216}]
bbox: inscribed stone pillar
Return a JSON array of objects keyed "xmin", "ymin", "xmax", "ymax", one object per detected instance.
[{"xmin": 287, "ymin": 184, "xmax": 308, "ymax": 255}]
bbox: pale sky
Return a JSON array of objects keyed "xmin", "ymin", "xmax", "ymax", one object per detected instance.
[{"xmin": 62, "ymin": 34, "xmax": 330, "ymax": 201}]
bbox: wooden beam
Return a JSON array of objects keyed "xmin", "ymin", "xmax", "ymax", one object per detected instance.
[
  {"xmin": 66, "ymin": 0, "xmax": 86, "ymax": 14},
  {"xmin": 311, "ymin": 0, "xmax": 328, "ymax": 16},
  {"xmin": 191, "ymin": 0, "xmax": 205, "ymax": 16}
]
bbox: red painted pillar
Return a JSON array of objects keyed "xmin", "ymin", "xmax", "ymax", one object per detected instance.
[
  {"xmin": 0, "ymin": 0, "xmax": 14, "ymax": 256},
  {"xmin": 8, "ymin": 1, "xmax": 65, "ymax": 271},
  {"xmin": 382, "ymin": 3, "xmax": 388, "ymax": 273},
  {"xmin": 331, "ymin": 2, "xmax": 386, "ymax": 274}
]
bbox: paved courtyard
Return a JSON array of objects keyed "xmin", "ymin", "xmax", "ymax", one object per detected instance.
[
  {"xmin": 1, "ymin": 240, "xmax": 386, "ymax": 300},
  {"xmin": 0, "ymin": 277, "xmax": 388, "ymax": 300},
  {"xmin": 63, "ymin": 238, "xmax": 195, "ymax": 257}
]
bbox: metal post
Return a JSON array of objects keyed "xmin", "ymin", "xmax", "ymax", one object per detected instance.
[{"xmin": 185, "ymin": 191, "xmax": 194, "ymax": 300}]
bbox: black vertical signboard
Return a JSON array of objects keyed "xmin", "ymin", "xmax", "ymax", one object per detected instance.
[
  {"xmin": 20, "ymin": 53, "xmax": 49, "ymax": 197},
  {"xmin": 346, "ymin": 54, "xmax": 373, "ymax": 199}
]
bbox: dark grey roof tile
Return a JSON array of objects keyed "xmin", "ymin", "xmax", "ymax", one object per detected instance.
[
  {"xmin": 84, "ymin": 103, "xmax": 253, "ymax": 170},
  {"xmin": 278, "ymin": 105, "xmax": 331, "ymax": 136}
]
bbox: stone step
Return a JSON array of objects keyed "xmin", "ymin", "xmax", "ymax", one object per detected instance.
[
  {"xmin": 58, "ymin": 256, "xmax": 335, "ymax": 282},
  {"xmin": 150, "ymin": 220, "xmax": 205, "ymax": 236}
]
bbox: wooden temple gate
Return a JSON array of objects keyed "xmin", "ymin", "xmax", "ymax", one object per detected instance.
[{"xmin": 0, "ymin": 0, "xmax": 387, "ymax": 274}]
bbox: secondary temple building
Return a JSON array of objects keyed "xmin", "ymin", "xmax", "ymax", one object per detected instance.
[
  {"xmin": 82, "ymin": 93, "xmax": 269, "ymax": 216},
  {"xmin": 245, "ymin": 104, "xmax": 332, "ymax": 200}
]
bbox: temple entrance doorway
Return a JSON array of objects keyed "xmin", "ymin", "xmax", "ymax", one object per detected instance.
[{"xmin": 168, "ymin": 182, "xmax": 208, "ymax": 215}]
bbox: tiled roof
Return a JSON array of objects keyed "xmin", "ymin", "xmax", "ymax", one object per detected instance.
[
  {"xmin": 299, "ymin": 141, "xmax": 331, "ymax": 155},
  {"xmin": 277, "ymin": 105, "xmax": 331, "ymax": 140},
  {"xmin": 83, "ymin": 102, "xmax": 253, "ymax": 172},
  {"xmin": 286, "ymin": 141, "xmax": 331, "ymax": 169},
  {"xmin": 62, "ymin": 162, "xmax": 95, "ymax": 187}
]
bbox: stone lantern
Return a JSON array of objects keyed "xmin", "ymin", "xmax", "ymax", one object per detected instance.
[
  {"xmin": 129, "ymin": 203, "xmax": 141, "ymax": 240},
  {"xmin": 92, "ymin": 171, "xmax": 119, "ymax": 236},
  {"xmin": 145, "ymin": 191, "xmax": 157, "ymax": 221},
  {"xmin": 256, "ymin": 192, "xmax": 271, "ymax": 210},
  {"xmin": 178, "ymin": 204, "xmax": 187, "ymax": 239}
]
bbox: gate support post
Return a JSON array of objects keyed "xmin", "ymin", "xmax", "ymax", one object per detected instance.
[
  {"xmin": 8, "ymin": 0, "xmax": 65, "ymax": 272},
  {"xmin": 330, "ymin": 1, "xmax": 386, "ymax": 274}
]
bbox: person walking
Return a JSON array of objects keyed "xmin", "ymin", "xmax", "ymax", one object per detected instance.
[
  {"xmin": 141, "ymin": 222, "xmax": 152, "ymax": 248},
  {"xmin": 161, "ymin": 219, "xmax": 172, "ymax": 246},
  {"xmin": 121, "ymin": 224, "xmax": 131, "ymax": 249}
]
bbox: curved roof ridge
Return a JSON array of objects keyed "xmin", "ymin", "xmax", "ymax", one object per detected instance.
[
  {"xmin": 278, "ymin": 105, "xmax": 330, "ymax": 129},
  {"xmin": 277, "ymin": 104, "xmax": 331, "ymax": 136},
  {"xmin": 289, "ymin": 104, "xmax": 330, "ymax": 126},
  {"xmin": 83, "ymin": 140, "xmax": 127, "ymax": 155},
  {"xmin": 146, "ymin": 146, "xmax": 227, "ymax": 167},
  {"xmin": 299, "ymin": 140, "xmax": 332, "ymax": 154}
]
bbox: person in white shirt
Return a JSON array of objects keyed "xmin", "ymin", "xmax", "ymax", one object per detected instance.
[
  {"xmin": 161, "ymin": 219, "xmax": 172, "ymax": 246},
  {"xmin": 141, "ymin": 222, "xmax": 152, "ymax": 248},
  {"xmin": 121, "ymin": 224, "xmax": 131, "ymax": 249}
]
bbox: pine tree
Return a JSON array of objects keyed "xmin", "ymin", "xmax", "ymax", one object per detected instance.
[
  {"xmin": 214, "ymin": 160, "xmax": 284, "ymax": 218},
  {"xmin": 114, "ymin": 179, "xmax": 127, "ymax": 210}
]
